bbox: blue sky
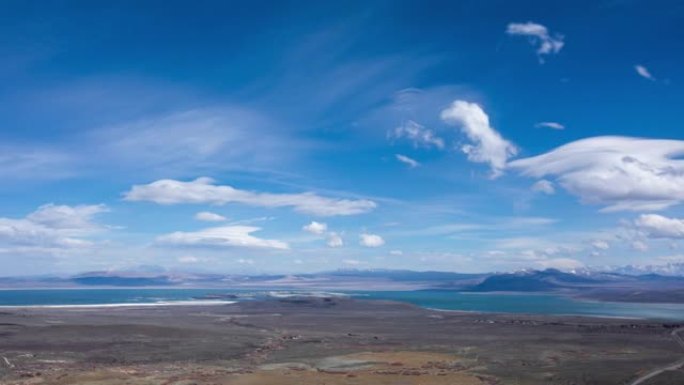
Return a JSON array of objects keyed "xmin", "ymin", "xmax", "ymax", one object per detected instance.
[{"xmin": 2, "ymin": 0, "xmax": 684, "ymax": 275}]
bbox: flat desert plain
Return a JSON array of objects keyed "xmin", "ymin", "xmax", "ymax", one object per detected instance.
[{"xmin": 0, "ymin": 297, "xmax": 683, "ymax": 385}]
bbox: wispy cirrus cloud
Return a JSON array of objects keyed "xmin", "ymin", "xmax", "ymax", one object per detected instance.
[
  {"xmin": 91, "ymin": 107, "xmax": 302, "ymax": 177},
  {"xmin": 392, "ymin": 216, "xmax": 557, "ymax": 238},
  {"xmin": 0, "ymin": 145, "xmax": 74, "ymax": 180},
  {"xmin": 1, "ymin": 105, "xmax": 309, "ymax": 182},
  {"xmin": 395, "ymin": 154, "xmax": 420, "ymax": 168},
  {"xmin": 124, "ymin": 177, "xmax": 377, "ymax": 217}
]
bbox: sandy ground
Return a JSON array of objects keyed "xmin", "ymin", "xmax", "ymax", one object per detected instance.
[{"xmin": 0, "ymin": 297, "xmax": 682, "ymax": 384}]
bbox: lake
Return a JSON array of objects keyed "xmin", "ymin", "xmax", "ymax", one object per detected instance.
[{"xmin": 0, "ymin": 288, "xmax": 683, "ymax": 320}]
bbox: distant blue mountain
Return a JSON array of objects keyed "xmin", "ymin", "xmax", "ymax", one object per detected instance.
[
  {"xmin": 2, "ymin": 267, "xmax": 684, "ymax": 305},
  {"xmin": 71, "ymin": 275, "xmax": 173, "ymax": 286},
  {"xmin": 320, "ymin": 269, "xmax": 485, "ymax": 282},
  {"xmin": 468, "ymin": 269, "xmax": 599, "ymax": 292}
]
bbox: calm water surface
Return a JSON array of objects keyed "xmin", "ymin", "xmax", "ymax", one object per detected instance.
[{"xmin": 0, "ymin": 288, "xmax": 682, "ymax": 321}]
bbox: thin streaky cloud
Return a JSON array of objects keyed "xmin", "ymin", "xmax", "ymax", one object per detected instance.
[
  {"xmin": 395, "ymin": 154, "xmax": 420, "ymax": 168},
  {"xmin": 124, "ymin": 177, "xmax": 377, "ymax": 217},
  {"xmin": 535, "ymin": 122, "xmax": 565, "ymax": 130},
  {"xmin": 635, "ymin": 65, "xmax": 656, "ymax": 81},
  {"xmin": 156, "ymin": 225, "xmax": 289, "ymax": 250}
]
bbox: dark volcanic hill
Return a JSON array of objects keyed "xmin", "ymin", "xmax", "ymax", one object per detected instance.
[{"xmin": 467, "ymin": 269, "xmax": 600, "ymax": 292}]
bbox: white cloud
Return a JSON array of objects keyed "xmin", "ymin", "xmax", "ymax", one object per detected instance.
[
  {"xmin": 26, "ymin": 204, "xmax": 108, "ymax": 230},
  {"xmin": 92, "ymin": 108, "xmax": 297, "ymax": 176},
  {"xmin": 506, "ymin": 22, "xmax": 564, "ymax": 61},
  {"xmin": 359, "ymin": 233, "xmax": 385, "ymax": 247},
  {"xmin": 327, "ymin": 232, "xmax": 344, "ymax": 248},
  {"xmin": 634, "ymin": 214, "xmax": 684, "ymax": 239},
  {"xmin": 343, "ymin": 259, "xmax": 364, "ymax": 266},
  {"xmin": 124, "ymin": 177, "xmax": 377, "ymax": 217},
  {"xmin": 1, "ymin": 106, "xmax": 308, "ymax": 183},
  {"xmin": 440, "ymin": 100, "xmax": 517, "ymax": 177},
  {"xmin": 591, "ymin": 240, "xmax": 610, "ymax": 250},
  {"xmin": 388, "ymin": 120, "xmax": 444, "ymax": 149},
  {"xmin": 0, "ymin": 204, "xmax": 107, "ymax": 250},
  {"xmin": 177, "ymin": 255, "xmax": 199, "ymax": 263},
  {"xmin": 389, "ymin": 250, "xmax": 403, "ymax": 256},
  {"xmin": 531, "ymin": 179, "xmax": 555, "ymax": 195},
  {"xmin": 537, "ymin": 258, "xmax": 583, "ymax": 271},
  {"xmin": 303, "ymin": 221, "xmax": 327, "ymax": 235},
  {"xmin": 237, "ymin": 258, "xmax": 255, "ymax": 265},
  {"xmin": 395, "ymin": 217, "xmax": 557, "ymax": 238},
  {"xmin": 508, "ymin": 136, "xmax": 684, "ymax": 212},
  {"xmin": 635, "ymin": 65, "xmax": 655, "ymax": 81},
  {"xmin": 156, "ymin": 225, "xmax": 289, "ymax": 250},
  {"xmin": 631, "ymin": 240, "xmax": 649, "ymax": 252},
  {"xmin": 395, "ymin": 154, "xmax": 420, "ymax": 168},
  {"xmin": 535, "ymin": 122, "xmax": 565, "ymax": 130},
  {"xmin": 302, "ymin": 221, "xmax": 343, "ymax": 248},
  {"xmin": 194, "ymin": 211, "xmax": 227, "ymax": 222},
  {"xmin": 0, "ymin": 145, "xmax": 74, "ymax": 180}
]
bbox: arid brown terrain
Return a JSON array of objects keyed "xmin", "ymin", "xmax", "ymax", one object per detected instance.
[{"xmin": 0, "ymin": 297, "xmax": 683, "ymax": 384}]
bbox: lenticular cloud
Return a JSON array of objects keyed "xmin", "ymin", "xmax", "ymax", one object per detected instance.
[{"xmin": 508, "ymin": 136, "xmax": 684, "ymax": 212}]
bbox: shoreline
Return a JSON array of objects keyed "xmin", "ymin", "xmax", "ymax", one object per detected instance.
[
  {"xmin": 0, "ymin": 299, "xmax": 237, "ymax": 309},
  {"xmin": 0, "ymin": 290, "xmax": 683, "ymax": 321}
]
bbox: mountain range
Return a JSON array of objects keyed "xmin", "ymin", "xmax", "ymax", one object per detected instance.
[{"xmin": 2, "ymin": 265, "xmax": 684, "ymax": 304}]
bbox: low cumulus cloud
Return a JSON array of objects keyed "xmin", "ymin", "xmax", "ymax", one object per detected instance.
[
  {"xmin": 506, "ymin": 22, "xmax": 564, "ymax": 62},
  {"xmin": 359, "ymin": 233, "xmax": 385, "ymax": 247},
  {"xmin": 327, "ymin": 232, "xmax": 344, "ymax": 248},
  {"xmin": 591, "ymin": 240, "xmax": 610, "ymax": 250},
  {"xmin": 194, "ymin": 211, "xmax": 227, "ymax": 222},
  {"xmin": 302, "ymin": 221, "xmax": 343, "ymax": 248},
  {"xmin": 634, "ymin": 214, "xmax": 684, "ymax": 239},
  {"xmin": 531, "ymin": 180, "xmax": 555, "ymax": 195},
  {"xmin": 0, "ymin": 203, "xmax": 108, "ymax": 251},
  {"xmin": 177, "ymin": 255, "xmax": 200, "ymax": 263},
  {"xmin": 388, "ymin": 120, "xmax": 445, "ymax": 149},
  {"xmin": 303, "ymin": 221, "xmax": 327, "ymax": 235},
  {"xmin": 537, "ymin": 258, "xmax": 583, "ymax": 271},
  {"xmin": 441, "ymin": 100, "xmax": 517, "ymax": 177},
  {"xmin": 631, "ymin": 240, "xmax": 649, "ymax": 252}
]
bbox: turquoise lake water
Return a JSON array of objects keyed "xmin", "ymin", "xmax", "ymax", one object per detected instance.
[{"xmin": 0, "ymin": 288, "xmax": 682, "ymax": 321}]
